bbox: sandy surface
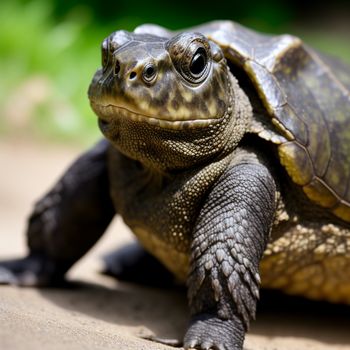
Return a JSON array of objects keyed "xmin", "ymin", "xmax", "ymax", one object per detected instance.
[{"xmin": 0, "ymin": 138, "xmax": 350, "ymax": 350}]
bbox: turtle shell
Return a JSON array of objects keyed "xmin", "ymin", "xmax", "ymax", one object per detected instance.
[{"xmin": 135, "ymin": 21, "xmax": 350, "ymax": 222}]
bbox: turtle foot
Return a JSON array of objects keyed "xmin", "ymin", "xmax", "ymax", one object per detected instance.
[
  {"xmin": 184, "ymin": 314, "xmax": 245, "ymax": 350},
  {"xmin": 103, "ymin": 242, "xmax": 176, "ymax": 287},
  {"xmin": 0, "ymin": 254, "xmax": 65, "ymax": 287}
]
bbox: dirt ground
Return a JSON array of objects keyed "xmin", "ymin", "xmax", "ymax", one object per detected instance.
[{"xmin": 0, "ymin": 138, "xmax": 350, "ymax": 350}]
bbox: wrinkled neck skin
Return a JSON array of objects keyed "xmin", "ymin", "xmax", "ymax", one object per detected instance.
[{"xmin": 103, "ymin": 73, "xmax": 252, "ymax": 176}]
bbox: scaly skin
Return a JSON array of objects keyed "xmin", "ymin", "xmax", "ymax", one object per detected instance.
[{"xmin": 1, "ymin": 24, "xmax": 350, "ymax": 350}]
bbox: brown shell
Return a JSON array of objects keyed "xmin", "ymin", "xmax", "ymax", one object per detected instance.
[{"xmin": 135, "ymin": 21, "xmax": 350, "ymax": 222}]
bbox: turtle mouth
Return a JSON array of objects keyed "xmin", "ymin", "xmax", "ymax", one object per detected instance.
[{"xmin": 90, "ymin": 101, "xmax": 219, "ymax": 130}]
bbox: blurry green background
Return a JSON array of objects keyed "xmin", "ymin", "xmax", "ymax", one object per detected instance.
[{"xmin": 0, "ymin": 0, "xmax": 349, "ymax": 146}]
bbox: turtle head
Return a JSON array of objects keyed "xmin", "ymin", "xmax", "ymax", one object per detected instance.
[{"xmin": 88, "ymin": 30, "xmax": 250, "ymax": 171}]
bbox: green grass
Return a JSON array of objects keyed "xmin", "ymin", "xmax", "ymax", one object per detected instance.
[
  {"xmin": 301, "ymin": 32, "xmax": 350, "ymax": 65},
  {"xmin": 0, "ymin": 0, "xmax": 119, "ymax": 145},
  {"xmin": 0, "ymin": 0, "xmax": 349, "ymax": 145}
]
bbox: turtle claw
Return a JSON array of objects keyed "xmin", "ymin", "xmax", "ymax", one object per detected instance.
[
  {"xmin": 0, "ymin": 254, "xmax": 65, "ymax": 287},
  {"xmin": 184, "ymin": 314, "xmax": 244, "ymax": 350},
  {"xmin": 0, "ymin": 256, "xmax": 44, "ymax": 286},
  {"xmin": 140, "ymin": 333, "xmax": 183, "ymax": 347},
  {"xmin": 0, "ymin": 265, "xmax": 40, "ymax": 286},
  {"xmin": 0, "ymin": 266, "xmax": 16, "ymax": 285},
  {"xmin": 186, "ymin": 339, "xmax": 198, "ymax": 349}
]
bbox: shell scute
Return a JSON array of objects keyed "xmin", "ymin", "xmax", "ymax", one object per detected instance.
[
  {"xmin": 303, "ymin": 179, "xmax": 339, "ymax": 208},
  {"xmin": 278, "ymin": 141, "xmax": 313, "ymax": 186},
  {"xmin": 203, "ymin": 21, "xmax": 350, "ymax": 221}
]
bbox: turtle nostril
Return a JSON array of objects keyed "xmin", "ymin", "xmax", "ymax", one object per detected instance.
[
  {"xmin": 114, "ymin": 60, "xmax": 120, "ymax": 75},
  {"xmin": 129, "ymin": 71, "xmax": 137, "ymax": 80}
]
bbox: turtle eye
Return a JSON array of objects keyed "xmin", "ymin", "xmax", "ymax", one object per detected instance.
[
  {"xmin": 180, "ymin": 42, "xmax": 210, "ymax": 84},
  {"xmin": 142, "ymin": 63, "xmax": 157, "ymax": 84},
  {"xmin": 189, "ymin": 48, "xmax": 207, "ymax": 76},
  {"xmin": 167, "ymin": 34, "xmax": 211, "ymax": 84}
]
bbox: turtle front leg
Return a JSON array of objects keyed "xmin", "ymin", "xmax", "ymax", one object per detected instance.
[
  {"xmin": 0, "ymin": 139, "xmax": 115, "ymax": 287},
  {"xmin": 185, "ymin": 157, "xmax": 277, "ymax": 350}
]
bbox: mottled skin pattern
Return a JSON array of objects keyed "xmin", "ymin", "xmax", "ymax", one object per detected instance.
[
  {"xmin": 137, "ymin": 21, "xmax": 350, "ymax": 221},
  {"xmin": 1, "ymin": 20, "xmax": 350, "ymax": 350}
]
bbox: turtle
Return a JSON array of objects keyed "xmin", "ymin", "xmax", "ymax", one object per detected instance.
[{"xmin": 1, "ymin": 20, "xmax": 350, "ymax": 350}]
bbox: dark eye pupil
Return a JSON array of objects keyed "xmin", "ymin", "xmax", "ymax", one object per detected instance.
[
  {"xmin": 190, "ymin": 49, "xmax": 206, "ymax": 75},
  {"xmin": 145, "ymin": 66, "xmax": 154, "ymax": 77},
  {"xmin": 114, "ymin": 60, "xmax": 120, "ymax": 75}
]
